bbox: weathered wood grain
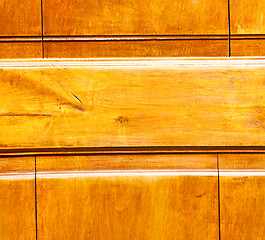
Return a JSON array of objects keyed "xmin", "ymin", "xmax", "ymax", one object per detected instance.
[
  {"xmin": 43, "ymin": 0, "xmax": 228, "ymax": 36},
  {"xmin": 0, "ymin": 0, "xmax": 41, "ymax": 36},
  {"xmin": 1, "ymin": 58, "xmax": 265, "ymax": 149},
  {"xmin": 43, "ymin": 39, "xmax": 228, "ymax": 58},
  {"xmin": 0, "ymin": 156, "xmax": 35, "ymax": 239},
  {"xmin": 37, "ymin": 154, "xmax": 218, "ymax": 240},
  {"xmin": 219, "ymin": 153, "xmax": 265, "ymax": 239}
]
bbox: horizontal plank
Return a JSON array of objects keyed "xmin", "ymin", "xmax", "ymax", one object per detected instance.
[
  {"xmin": 219, "ymin": 153, "xmax": 265, "ymax": 170},
  {"xmin": 1, "ymin": 58, "xmax": 265, "ymax": 150},
  {"xmin": 37, "ymin": 154, "xmax": 217, "ymax": 172},
  {"xmin": 44, "ymin": 40, "xmax": 228, "ymax": 58},
  {"xmin": 43, "ymin": 0, "xmax": 228, "ymax": 36},
  {"xmin": 0, "ymin": 42, "xmax": 42, "ymax": 59},
  {"xmin": 231, "ymin": 39, "xmax": 265, "ymax": 56}
]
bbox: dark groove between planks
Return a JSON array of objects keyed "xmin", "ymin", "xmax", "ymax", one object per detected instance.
[{"xmin": 217, "ymin": 153, "xmax": 221, "ymax": 240}]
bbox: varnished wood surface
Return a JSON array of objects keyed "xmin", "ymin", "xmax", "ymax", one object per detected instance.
[
  {"xmin": 0, "ymin": 0, "xmax": 41, "ymax": 36},
  {"xmin": 0, "ymin": 42, "xmax": 42, "ymax": 59},
  {"xmin": 230, "ymin": 0, "xmax": 265, "ymax": 35},
  {"xmin": 1, "ymin": 58, "xmax": 265, "ymax": 150},
  {"xmin": 43, "ymin": 0, "xmax": 228, "ymax": 36},
  {"xmin": 231, "ymin": 39, "xmax": 265, "ymax": 56},
  {"xmin": 0, "ymin": 156, "xmax": 35, "ymax": 239},
  {"xmin": 37, "ymin": 154, "xmax": 218, "ymax": 240},
  {"xmin": 219, "ymin": 153, "xmax": 265, "ymax": 239},
  {"xmin": 43, "ymin": 40, "xmax": 228, "ymax": 58}
]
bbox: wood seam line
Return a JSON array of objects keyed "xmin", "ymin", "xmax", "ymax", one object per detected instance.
[
  {"xmin": 217, "ymin": 153, "xmax": 221, "ymax": 240},
  {"xmin": 228, "ymin": 0, "xmax": 231, "ymax": 56}
]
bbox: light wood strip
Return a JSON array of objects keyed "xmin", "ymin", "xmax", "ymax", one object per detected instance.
[{"xmin": 1, "ymin": 58, "xmax": 265, "ymax": 149}]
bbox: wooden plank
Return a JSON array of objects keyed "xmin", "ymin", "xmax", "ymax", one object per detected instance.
[
  {"xmin": 0, "ymin": 156, "xmax": 35, "ymax": 239},
  {"xmin": 0, "ymin": 0, "xmax": 41, "ymax": 36},
  {"xmin": 0, "ymin": 42, "xmax": 42, "ymax": 59},
  {"xmin": 219, "ymin": 154, "xmax": 265, "ymax": 239},
  {"xmin": 230, "ymin": 0, "xmax": 265, "ymax": 35},
  {"xmin": 231, "ymin": 39, "xmax": 265, "ymax": 56},
  {"xmin": 43, "ymin": 0, "xmax": 228, "ymax": 36},
  {"xmin": 37, "ymin": 154, "xmax": 218, "ymax": 240},
  {"xmin": 43, "ymin": 40, "xmax": 228, "ymax": 58},
  {"xmin": 1, "ymin": 58, "xmax": 265, "ymax": 149}
]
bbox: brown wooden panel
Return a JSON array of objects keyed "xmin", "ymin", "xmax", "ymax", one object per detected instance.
[
  {"xmin": 1, "ymin": 58, "xmax": 265, "ymax": 149},
  {"xmin": 0, "ymin": 156, "xmax": 35, "ymax": 239},
  {"xmin": 43, "ymin": 0, "xmax": 228, "ymax": 36},
  {"xmin": 0, "ymin": 0, "xmax": 41, "ymax": 36},
  {"xmin": 0, "ymin": 42, "xmax": 42, "ymax": 59},
  {"xmin": 37, "ymin": 154, "xmax": 218, "ymax": 240},
  {"xmin": 44, "ymin": 40, "xmax": 228, "ymax": 58},
  {"xmin": 230, "ymin": 0, "xmax": 265, "ymax": 34},
  {"xmin": 231, "ymin": 39, "xmax": 265, "ymax": 56},
  {"xmin": 219, "ymin": 154, "xmax": 265, "ymax": 239}
]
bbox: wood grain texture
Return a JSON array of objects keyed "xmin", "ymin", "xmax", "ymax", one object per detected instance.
[
  {"xmin": 43, "ymin": 40, "xmax": 228, "ymax": 58},
  {"xmin": 0, "ymin": 156, "xmax": 35, "ymax": 239},
  {"xmin": 43, "ymin": 0, "xmax": 228, "ymax": 36},
  {"xmin": 37, "ymin": 154, "xmax": 218, "ymax": 240},
  {"xmin": 37, "ymin": 154, "xmax": 217, "ymax": 171},
  {"xmin": 1, "ymin": 58, "xmax": 265, "ymax": 149},
  {"xmin": 231, "ymin": 39, "xmax": 265, "ymax": 56},
  {"xmin": 0, "ymin": 0, "xmax": 41, "ymax": 36},
  {"xmin": 219, "ymin": 154, "xmax": 265, "ymax": 239},
  {"xmin": 0, "ymin": 42, "xmax": 42, "ymax": 59},
  {"xmin": 230, "ymin": 0, "xmax": 265, "ymax": 34}
]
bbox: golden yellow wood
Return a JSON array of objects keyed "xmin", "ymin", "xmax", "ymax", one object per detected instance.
[
  {"xmin": 44, "ymin": 39, "xmax": 228, "ymax": 58},
  {"xmin": 1, "ymin": 58, "xmax": 265, "ymax": 149},
  {"xmin": 219, "ymin": 154, "xmax": 265, "ymax": 239},
  {"xmin": 0, "ymin": 42, "xmax": 42, "ymax": 59},
  {"xmin": 0, "ymin": 157, "xmax": 35, "ymax": 239},
  {"xmin": 43, "ymin": 0, "xmax": 228, "ymax": 36},
  {"xmin": 0, "ymin": 0, "xmax": 41, "ymax": 36},
  {"xmin": 37, "ymin": 154, "xmax": 218, "ymax": 240}
]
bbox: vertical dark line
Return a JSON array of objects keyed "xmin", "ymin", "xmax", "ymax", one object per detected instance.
[
  {"xmin": 217, "ymin": 153, "xmax": 221, "ymax": 240},
  {"xmin": 35, "ymin": 156, "xmax": 38, "ymax": 240},
  {"xmin": 228, "ymin": 0, "xmax": 231, "ymax": 56},
  {"xmin": 40, "ymin": 0, "xmax": 44, "ymax": 58}
]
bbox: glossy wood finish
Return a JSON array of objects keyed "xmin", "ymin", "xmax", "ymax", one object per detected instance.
[
  {"xmin": 0, "ymin": 156, "xmax": 35, "ymax": 239},
  {"xmin": 219, "ymin": 154, "xmax": 265, "ymax": 239},
  {"xmin": 230, "ymin": 0, "xmax": 265, "ymax": 35},
  {"xmin": 37, "ymin": 154, "xmax": 218, "ymax": 240},
  {"xmin": 44, "ymin": 39, "xmax": 228, "ymax": 58},
  {"xmin": 42, "ymin": 0, "xmax": 228, "ymax": 36},
  {"xmin": 230, "ymin": 39, "xmax": 265, "ymax": 56},
  {"xmin": 0, "ymin": 0, "xmax": 41, "ymax": 36},
  {"xmin": 1, "ymin": 58, "xmax": 265, "ymax": 149},
  {"xmin": 0, "ymin": 42, "xmax": 42, "ymax": 59}
]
